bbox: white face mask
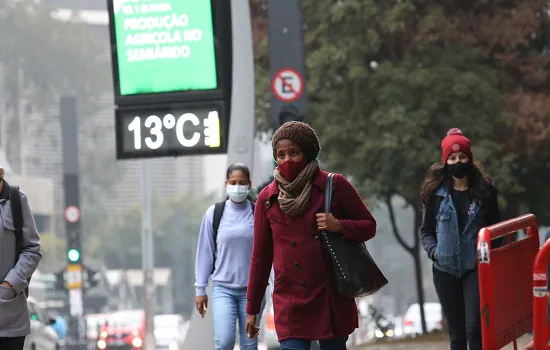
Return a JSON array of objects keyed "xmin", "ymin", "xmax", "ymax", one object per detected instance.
[{"xmin": 226, "ymin": 185, "xmax": 249, "ymax": 203}]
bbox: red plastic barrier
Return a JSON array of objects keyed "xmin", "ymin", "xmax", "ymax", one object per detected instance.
[
  {"xmin": 532, "ymin": 239, "xmax": 550, "ymax": 349},
  {"xmin": 478, "ymin": 214, "xmax": 540, "ymax": 350}
]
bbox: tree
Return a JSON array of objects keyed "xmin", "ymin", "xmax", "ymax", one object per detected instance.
[
  {"xmin": 91, "ymin": 191, "xmax": 215, "ymax": 318},
  {"xmin": 448, "ymin": 0, "xmax": 550, "ymax": 222},
  {"xmin": 298, "ymin": 0, "xmax": 522, "ymax": 333},
  {"xmin": 91, "ymin": 191, "xmax": 215, "ymax": 269},
  {"xmin": 250, "ymin": 0, "xmax": 271, "ymax": 131}
]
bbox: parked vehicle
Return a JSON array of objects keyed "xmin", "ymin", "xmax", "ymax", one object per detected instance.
[
  {"xmin": 86, "ymin": 313, "xmax": 110, "ymax": 350},
  {"xmin": 25, "ymin": 297, "xmax": 62, "ymax": 350},
  {"xmin": 96, "ymin": 309, "xmax": 145, "ymax": 350},
  {"xmin": 154, "ymin": 314, "xmax": 188, "ymax": 350},
  {"xmin": 402, "ymin": 302, "xmax": 443, "ymax": 336}
]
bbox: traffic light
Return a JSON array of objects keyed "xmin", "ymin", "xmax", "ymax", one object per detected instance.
[
  {"xmin": 66, "ymin": 229, "xmax": 82, "ymax": 264},
  {"xmin": 85, "ymin": 266, "xmax": 100, "ymax": 289},
  {"xmin": 67, "ymin": 248, "xmax": 80, "ymax": 263},
  {"xmin": 54, "ymin": 269, "xmax": 65, "ymax": 291},
  {"xmin": 278, "ymin": 105, "xmax": 303, "ymax": 127}
]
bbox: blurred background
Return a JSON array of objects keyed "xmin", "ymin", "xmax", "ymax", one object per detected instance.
[{"xmin": 1, "ymin": 0, "xmax": 550, "ymax": 349}]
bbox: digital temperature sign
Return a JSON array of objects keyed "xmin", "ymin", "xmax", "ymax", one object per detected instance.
[
  {"xmin": 115, "ymin": 102, "xmax": 226, "ymax": 159},
  {"xmin": 107, "ymin": 0, "xmax": 233, "ymax": 160}
]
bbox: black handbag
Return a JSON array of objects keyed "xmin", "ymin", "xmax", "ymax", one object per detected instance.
[{"xmin": 320, "ymin": 173, "xmax": 388, "ymax": 297}]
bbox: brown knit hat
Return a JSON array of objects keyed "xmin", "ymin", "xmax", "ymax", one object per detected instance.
[{"xmin": 272, "ymin": 121, "xmax": 320, "ymax": 161}]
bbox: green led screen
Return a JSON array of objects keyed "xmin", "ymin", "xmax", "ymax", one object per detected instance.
[{"xmin": 112, "ymin": 0, "xmax": 218, "ymax": 95}]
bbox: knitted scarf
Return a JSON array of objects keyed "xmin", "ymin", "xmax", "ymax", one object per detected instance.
[{"xmin": 274, "ymin": 160, "xmax": 319, "ymax": 216}]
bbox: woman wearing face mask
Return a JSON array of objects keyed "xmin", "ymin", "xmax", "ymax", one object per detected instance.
[
  {"xmin": 420, "ymin": 128, "xmax": 501, "ymax": 350},
  {"xmin": 245, "ymin": 122, "xmax": 377, "ymax": 350},
  {"xmin": 194, "ymin": 163, "xmax": 268, "ymax": 350}
]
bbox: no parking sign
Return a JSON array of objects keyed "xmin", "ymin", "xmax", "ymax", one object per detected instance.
[{"xmin": 271, "ymin": 68, "xmax": 304, "ymax": 103}]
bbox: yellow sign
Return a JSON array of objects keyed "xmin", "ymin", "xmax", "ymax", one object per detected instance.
[{"xmin": 66, "ymin": 264, "xmax": 83, "ymax": 289}]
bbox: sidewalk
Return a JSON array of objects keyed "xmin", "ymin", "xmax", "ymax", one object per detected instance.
[{"xmin": 358, "ymin": 334, "xmax": 532, "ymax": 349}]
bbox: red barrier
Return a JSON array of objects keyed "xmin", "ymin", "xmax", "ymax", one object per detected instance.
[
  {"xmin": 478, "ymin": 214, "xmax": 540, "ymax": 350},
  {"xmin": 532, "ymin": 239, "xmax": 550, "ymax": 349}
]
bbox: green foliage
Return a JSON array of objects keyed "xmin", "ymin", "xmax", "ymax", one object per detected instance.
[
  {"xmin": 304, "ymin": 2, "xmax": 512, "ymax": 207},
  {"xmin": 88, "ymin": 191, "xmax": 215, "ymax": 269}
]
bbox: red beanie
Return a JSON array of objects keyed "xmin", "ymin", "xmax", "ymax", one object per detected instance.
[{"xmin": 441, "ymin": 128, "xmax": 473, "ymax": 164}]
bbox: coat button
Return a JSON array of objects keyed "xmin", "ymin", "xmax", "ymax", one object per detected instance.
[
  {"xmin": 314, "ymin": 235, "xmax": 320, "ymax": 240},
  {"xmin": 291, "ymin": 241, "xmax": 297, "ymax": 248},
  {"xmin": 300, "ymin": 281, "xmax": 306, "ymax": 288},
  {"xmin": 264, "ymin": 200, "xmax": 270, "ymax": 208},
  {"xmin": 294, "ymin": 262, "xmax": 300, "ymax": 270}
]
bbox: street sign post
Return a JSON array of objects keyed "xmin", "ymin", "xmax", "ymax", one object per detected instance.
[
  {"xmin": 66, "ymin": 264, "xmax": 83, "ymax": 289},
  {"xmin": 64, "ymin": 205, "xmax": 81, "ymax": 224},
  {"xmin": 272, "ymin": 68, "xmax": 304, "ymax": 103},
  {"xmin": 60, "ymin": 96, "xmax": 87, "ymax": 350},
  {"xmin": 268, "ymin": 0, "xmax": 307, "ymax": 129}
]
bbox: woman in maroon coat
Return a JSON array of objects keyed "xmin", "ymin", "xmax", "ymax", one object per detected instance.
[{"xmin": 245, "ymin": 121, "xmax": 377, "ymax": 350}]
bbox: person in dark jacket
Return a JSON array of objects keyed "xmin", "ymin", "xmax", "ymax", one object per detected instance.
[
  {"xmin": 244, "ymin": 121, "xmax": 377, "ymax": 350},
  {"xmin": 420, "ymin": 128, "xmax": 501, "ymax": 350}
]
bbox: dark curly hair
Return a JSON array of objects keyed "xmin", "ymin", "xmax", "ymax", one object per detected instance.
[{"xmin": 420, "ymin": 161, "xmax": 493, "ymax": 205}]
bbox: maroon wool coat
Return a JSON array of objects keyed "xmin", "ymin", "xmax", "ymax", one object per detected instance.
[{"xmin": 246, "ymin": 169, "xmax": 377, "ymax": 341}]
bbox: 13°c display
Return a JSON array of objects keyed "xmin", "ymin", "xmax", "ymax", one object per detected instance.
[{"xmin": 115, "ymin": 103, "xmax": 226, "ymax": 159}]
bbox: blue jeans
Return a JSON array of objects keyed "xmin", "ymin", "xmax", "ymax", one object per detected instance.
[
  {"xmin": 212, "ymin": 283, "xmax": 265, "ymax": 350},
  {"xmin": 280, "ymin": 337, "xmax": 348, "ymax": 350}
]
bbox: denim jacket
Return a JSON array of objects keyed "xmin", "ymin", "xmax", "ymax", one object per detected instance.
[{"xmin": 420, "ymin": 185, "xmax": 499, "ymax": 278}]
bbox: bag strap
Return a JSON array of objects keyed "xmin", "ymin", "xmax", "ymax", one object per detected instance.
[
  {"xmin": 211, "ymin": 201, "xmax": 226, "ymax": 273},
  {"xmin": 325, "ymin": 173, "xmax": 334, "ymax": 213},
  {"xmin": 212, "ymin": 201, "xmax": 226, "ymax": 241},
  {"xmin": 8, "ymin": 184, "xmax": 23, "ymax": 265},
  {"xmin": 7, "ymin": 183, "xmax": 30, "ymax": 298}
]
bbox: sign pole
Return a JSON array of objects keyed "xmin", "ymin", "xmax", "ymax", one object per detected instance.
[
  {"xmin": 140, "ymin": 159, "xmax": 156, "ymax": 350},
  {"xmin": 226, "ymin": 0, "xmax": 255, "ymax": 169},
  {"xmin": 182, "ymin": 0, "xmax": 252, "ymax": 348},
  {"xmin": 268, "ymin": 0, "xmax": 307, "ymax": 129},
  {"xmin": 60, "ymin": 96, "xmax": 86, "ymax": 350}
]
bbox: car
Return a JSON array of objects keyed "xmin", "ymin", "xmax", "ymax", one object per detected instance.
[
  {"xmin": 86, "ymin": 313, "xmax": 110, "ymax": 350},
  {"xmin": 154, "ymin": 314, "xmax": 188, "ymax": 350},
  {"xmin": 96, "ymin": 310, "xmax": 145, "ymax": 350},
  {"xmin": 402, "ymin": 302, "xmax": 443, "ymax": 336},
  {"xmin": 25, "ymin": 297, "xmax": 61, "ymax": 350}
]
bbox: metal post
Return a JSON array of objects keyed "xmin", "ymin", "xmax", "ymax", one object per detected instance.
[
  {"xmin": 268, "ymin": 0, "xmax": 307, "ymax": 129},
  {"xmin": 226, "ymin": 0, "xmax": 255, "ymax": 170},
  {"xmin": 60, "ymin": 96, "xmax": 87, "ymax": 350},
  {"xmin": 183, "ymin": 0, "xmax": 253, "ymax": 348},
  {"xmin": 140, "ymin": 159, "xmax": 156, "ymax": 350}
]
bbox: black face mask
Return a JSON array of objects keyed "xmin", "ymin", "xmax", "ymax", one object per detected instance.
[{"xmin": 448, "ymin": 161, "xmax": 471, "ymax": 179}]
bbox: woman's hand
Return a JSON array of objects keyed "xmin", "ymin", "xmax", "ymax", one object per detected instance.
[
  {"xmin": 245, "ymin": 314, "xmax": 259, "ymax": 338},
  {"xmin": 196, "ymin": 295, "xmax": 208, "ymax": 318},
  {"xmin": 316, "ymin": 213, "xmax": 342, "ymax": 232}
]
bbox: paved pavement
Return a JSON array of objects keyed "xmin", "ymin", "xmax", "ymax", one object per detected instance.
[{"xmin": 358, "ymin": 335, "xmax": 532, "ymax": 349}]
